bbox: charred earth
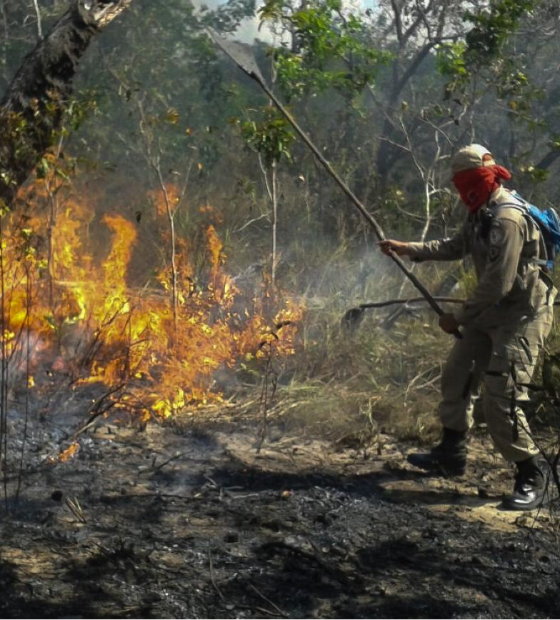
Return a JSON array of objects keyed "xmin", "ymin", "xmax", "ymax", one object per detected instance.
[{"xmin": 1, "ymin": 396, "xmax": 560, "ymax": 620}]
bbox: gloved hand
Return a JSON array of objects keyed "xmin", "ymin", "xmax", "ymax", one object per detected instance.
[{"xmin": 439, "ymin": 313, "xmax": 460, "ymax": 334}]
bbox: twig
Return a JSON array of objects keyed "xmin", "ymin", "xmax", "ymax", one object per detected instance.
[
  {"xmin": 32, "ymin": 0, "xmax": 43, "ymax": 40},
  {"xmin": 405, "ymin": 365, "xmax": 441, "ymax": 400},
  {"xmin": 0, "ymin": 215, "xmax": 9, "ymax": 510},
  {"xmin": 208, "ymin": 546, "xmax": 226, "ymax": 602},
  {"xmin": 208, "ymin": 545, "xmax": 290, "ymax": 618},
  {"xmin": 147, "ymin": 452, "xmax": 182, "ymax": 474},
  {"xmin": 15, "ymin": 265, "xmax": 33, "ymax": 505},
  {"xmin": 154, "ymin": 155, "xmax": 179, "ymax": 333},
  {"xmin": 248, "ymin": 583, "xmax": 288, "ymax": 618},
  {"xmin": 260, "ymin": 540, "xmax": 350, "ymax": 584},
  {"xmin": 207, "ymin": 555, "xmax": 287, "ymax": 618},
  {"xmin": 255, "ymin": 340, "xmax": 278, "ymax": 454},
  {"xmin": 72, "ymin": 383, "xmax": 126, "ymax": 438},
  {"xmin": 233, "ymin": 213, "xmax": 269, "ymax": 233},
  {"xmin": 65, "ymin": 495, "xmax": 86, "ymax": 523}
]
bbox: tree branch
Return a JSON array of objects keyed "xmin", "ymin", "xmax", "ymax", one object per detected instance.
[
  {"xmin": 32, "ymin": 0, "xmax": 43, "ymax": 40},
  {"xmin": 390, "ymin": 0, "xmax": 404, "ymax": 43},
  {"xmin": 535, "ymin": 148, "xmax": 560, "ymax": 171},
  {"xmin": 0, "ymin": 0, "xmax": 134, "ymax": 208}
]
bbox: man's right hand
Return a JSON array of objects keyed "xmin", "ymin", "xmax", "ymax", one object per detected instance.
[{"xmin": 378, "ymin": 239, "xmax": 412, "ymax": 257}]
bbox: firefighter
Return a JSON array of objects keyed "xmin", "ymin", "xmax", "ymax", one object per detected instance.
[{"xmin": 379, "ymin": 144, "xmax": 556, "ymax": 510}]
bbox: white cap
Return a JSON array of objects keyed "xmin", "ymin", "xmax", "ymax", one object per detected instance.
[{"xmin": 451, "ymin": 144, "xmax": 496, "ymax": 175}]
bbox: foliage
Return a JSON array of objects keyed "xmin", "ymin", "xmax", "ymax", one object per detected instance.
[
  {"xmin": 465, "ymin": 0, "xmax": 535, "ymax": 61},
  {"xmin": 437, "ymin": 0, "xmax": 539, "ymax": 104},
  {"xmin": 239, "ymin": 106, "xmax": 296, "ymax": 166},
  {"xmin": 261, "ymin": 0, "xmax": 390, "ymax": 100}
]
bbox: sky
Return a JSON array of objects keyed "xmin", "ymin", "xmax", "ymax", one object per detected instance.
[{"xmin": 192, "ymin": 0, "xmax": 377, "ymax": 44}]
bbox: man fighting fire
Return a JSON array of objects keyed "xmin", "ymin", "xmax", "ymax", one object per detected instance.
[{"xmin": 379, "ymin": 144, "xmax": 556, "ymax": 511}]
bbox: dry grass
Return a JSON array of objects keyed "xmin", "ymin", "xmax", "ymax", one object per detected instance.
[
  {"xmin": 268, "ymin": 265, "xmax": 560, "ymax": 451},
  {"xmin": 263, "ymin": 298, "xmax": 454, "ymax": 446}
]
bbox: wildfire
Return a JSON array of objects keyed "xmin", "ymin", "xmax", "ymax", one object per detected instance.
[
  {"xmin": 50, "ymin": 442, "xmax": 80, "ymax": 464},
  {"xmin": 1, "ymin": 178, "xmax": 303, "ymax": 419}
]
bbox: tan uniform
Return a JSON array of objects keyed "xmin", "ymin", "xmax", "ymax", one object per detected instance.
[{"xmin": 408, "ymin": 187, "xmax": 556, "ymax": 462}]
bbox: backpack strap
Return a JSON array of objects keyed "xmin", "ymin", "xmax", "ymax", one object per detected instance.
[{"xmin": 492, "ymin": 201, "xmax": 549, "ymax": 267}]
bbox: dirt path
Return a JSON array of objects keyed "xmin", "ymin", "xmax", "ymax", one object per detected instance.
[{"xmin": 1, "ymin": 416, "xmax": 559, "ymax": 619}]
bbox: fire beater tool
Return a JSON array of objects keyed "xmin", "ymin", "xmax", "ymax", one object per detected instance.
[
  {"xmin": 341, "ymin": 296, "xmax": 465, "ymax": 331},
  {"xmin": 208, "ymin": 31, "xmax": 462, "ymax": 339}
]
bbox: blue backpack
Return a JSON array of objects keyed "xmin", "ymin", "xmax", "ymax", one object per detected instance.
[{"xmin": 502, "ymin": 193, "xmax": 560, "ymax": 272}]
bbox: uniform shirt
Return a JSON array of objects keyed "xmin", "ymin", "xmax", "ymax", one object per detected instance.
[{"xmin": 407, "ymin": 187, "xmax": 552, "ymax": 327}]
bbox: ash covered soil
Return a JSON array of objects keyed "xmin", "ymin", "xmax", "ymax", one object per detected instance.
[{"xmin": 1, "ymin": 404, "xmax": 560, "ymax": 619}]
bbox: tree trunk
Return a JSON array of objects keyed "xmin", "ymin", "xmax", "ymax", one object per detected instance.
[
  {"xmin": 535, "ymin": 148, "xmax": 560, "ymax": 172},
  {"xmin": 0, "ymin": 0, "xmax": 134, "ymax": 208}
]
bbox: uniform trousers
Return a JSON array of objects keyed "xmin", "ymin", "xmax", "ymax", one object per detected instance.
[{"xmin": 439, "ymin": 300, "xmax": 554, "ymax": 462}]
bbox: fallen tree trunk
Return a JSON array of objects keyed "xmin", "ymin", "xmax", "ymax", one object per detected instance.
[{"xmin": 0, "ymin": 0, "xmax": 134, "ymax": 208}]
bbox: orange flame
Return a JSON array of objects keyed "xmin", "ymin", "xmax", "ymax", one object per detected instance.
[
  {"xmin": 53, "ymin": 442, "xmax": 80, "ymax": 463},
  {"xmin": 1, "ymin": 179, "xmax": 303, "ymax": 419}
]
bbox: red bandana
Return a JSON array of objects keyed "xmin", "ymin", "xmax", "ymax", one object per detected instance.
[{"xmin": 452, "ymin": 165, "xmax": 512, "ymax": 214}]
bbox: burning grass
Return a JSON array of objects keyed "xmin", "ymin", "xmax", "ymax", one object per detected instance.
[
  {"xmin": 0, "ymin": 178, "xmax": 303, "ymax": 426},
  {"xmin": 2, "ymin": 172, "xmax": 560, "ymax": 474}
]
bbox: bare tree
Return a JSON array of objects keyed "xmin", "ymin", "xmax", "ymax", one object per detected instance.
[{"xmin": 370, "ymin": 0, "xmax": 466, "ymax": 181}]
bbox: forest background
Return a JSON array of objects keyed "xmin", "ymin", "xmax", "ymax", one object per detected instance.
[{"xmin": 2, "ymin": 0, "xmax": 560, "ymax": 442}]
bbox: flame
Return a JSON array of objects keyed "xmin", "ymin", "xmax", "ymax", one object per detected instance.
[
  {"xmin": 51, "ymin": 442, "xmax": 80, "ymax": 464},
  {"xmin": 149, "ymin": 184, "xmax": 180, "ymax": 218},
  {"xmin": 99, "ymin": 214, "xmax": 137, "ymax": 318},
  {"xmin": 0, "ymin": 178, "xmax": 303, "ymax": 419}
]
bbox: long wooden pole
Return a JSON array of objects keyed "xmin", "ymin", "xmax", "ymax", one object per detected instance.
[{"xmin": 211, "ymin": 33, "xmax": 461, "ymax": 339}]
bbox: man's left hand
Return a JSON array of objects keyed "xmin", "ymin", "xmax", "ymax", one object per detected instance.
[{"xmin": 439, "ymin": 313, "xmax": 459, "ymax": 334}]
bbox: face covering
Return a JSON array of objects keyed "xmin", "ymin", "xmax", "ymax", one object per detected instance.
[{"xmin": 452, "ymin": 165, "xmax": 512, "ymax": 214}]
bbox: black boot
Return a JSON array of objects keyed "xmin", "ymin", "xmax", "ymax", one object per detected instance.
[
  {"xmin": 502, "ymin": 456, "xmax": 545, "ymax": 511},
  {"xmin": 407, "ymin": 428, "xmax": 467, "ymax": 477}
]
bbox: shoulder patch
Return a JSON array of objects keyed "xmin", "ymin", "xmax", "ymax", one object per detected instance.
[
  {"xmin": 489, "ymin": 225, "xmax": 504, "ymax": 246},
  {"xmin": 487, "ymin": 222, "xmax": 505, "ymax": 262},
  {"xmin": 488, "ymin": 246, "xmax": 500, "ymax": 261}
]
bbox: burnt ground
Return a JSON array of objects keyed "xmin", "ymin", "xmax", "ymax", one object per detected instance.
[{"xmin": 1, "ymin": 401, "xmax": 560, "ymax": 619}]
